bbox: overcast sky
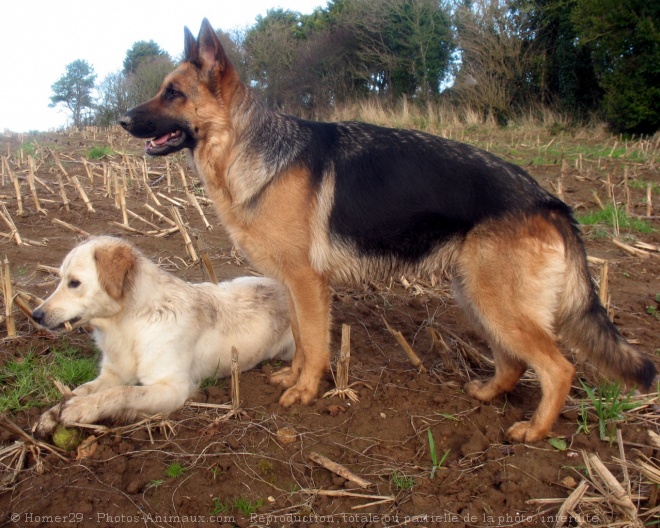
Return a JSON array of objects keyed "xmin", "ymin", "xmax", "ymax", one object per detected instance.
[{"xmin": 0, "ymin": 0, "xmax": 322, "ymax": 132}]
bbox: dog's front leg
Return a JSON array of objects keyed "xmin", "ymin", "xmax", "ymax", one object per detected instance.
[
  {"xmin": 276, "ymin": 268, "xmax": 330, "ymax": 406},
  {"xmin": 72, "ymin": 366, "xmax": 124, "ymax": 396},
  {"xmin": 270, "ymin": 290, "xmax": 305, "ymax": 388},
  {"xmin": 59, "ymin": 380, "xmax": 191, "ymax": 426}
]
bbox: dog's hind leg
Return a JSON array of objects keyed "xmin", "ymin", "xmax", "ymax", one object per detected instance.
[
  {"xmin": 454, "ymin": 216, "xmax": 576, "ymax": 442},
  {"xmin": 274, "ymin": 267, "xmax": 331, "ymax": 406}
]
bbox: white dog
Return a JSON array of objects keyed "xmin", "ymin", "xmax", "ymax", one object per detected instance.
[{"xmin": 33, "ymin": 236, "xmax": 294, "ymax": 436}]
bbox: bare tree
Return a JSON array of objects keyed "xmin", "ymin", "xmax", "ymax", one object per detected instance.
[{"xmin": 453, "ymin": 0, "xmax": 532, "ymax": 123}]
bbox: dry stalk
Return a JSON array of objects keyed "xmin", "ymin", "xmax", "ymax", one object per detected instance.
[
  {"xmin": 299, "ymin": 488, "xmax": 394, "ymax": 504},
  {"xmin": 12, "ymin": 294, "xmax": 38, "ymax": 324},
  {"xmin": 2, "ymin": 256, "xmax": 16, "ymax": 337},
  {"xmin": 127, "ymin": 209, "xmax": 160, "ymax": 231},
  {"xmin": 119, "ymin": 185, "xmax": 128, "ymax": 225},
  {"xmin": 55, "ymin": 171, "xmax": 70, "ymax": 212},
  {"xmin": 4, "ymin": 157, "xmax": 24, "ymax": 215},
  {"xmin": 554, "ymin": 479, "xmax": 589, "ymax": 528},
  {"xmin": 230, "ymin": 347, "xmax": 240, "ymax": 410},
  {"xmin": 27, "ymin": 157, "xmax": 45, "ymax": 215},
  {"xmin": 0, "ymin": 204, "xmax": 23, "ymax": 245},
  {"xmin": 70, "ymin": 175, "xmax": 94, "ymax": 212},
  {"xmin": 187, "ymin": 191, "xmax": 212, "ymax": 230},
  {"xmin": 52, "ymin": 218, "xmax": 90, "ymax": 237},
  {"xmin": 427, "ymin": 326, "xmax": 458, "ymax": 374},
  {"xmin": 169, "ymin": 207, "xmax": 198, "ymax": 262},
  {"xmin": 308, "ymin": 451, "xmax": 371, "ymax": 488},
  {"xmin": 112, "ymin": 164, "xmax": 120, "ymax": 209},
  {"xmin": 195, "ymin": 234, "xmax": 218, "ymax": 283},
  {"xmin": 144, "ymin": 181, "xmax": 162, "ymax": 206},
  {"xmin": 592, "ymin": 190, "xmax": 606, "ymax": 210},
  {"xmin": 144, "ymin": 203, "xmax": 177, "ymax": 227},
  {"xmin": 108, "ymin": 221, "xmax": 150, "ymax": 236},
  {"xmin": 647, "ymin": 183, "xmax": 653, "ymax": 217},
  {"xmin": 158, "ymin": 192, "xmax": 186, "ymax": 208},
  {"xmin": 381, "ymin": 315, "xmax": 427, "ymax": 373},
  {"xmin": 81, "ymin": 158, "xmax": 93, "ymax": 183},
  {"xmin": 634, "ymin": 241, "xmax": 659, "ymax": 253},
  {"xmin": 612, "ymin": 238, "xmax": 650, "ymax": 258},
  {"xmin": 178, "ymin": 165, "xmax": 190, "ymax": 193},
  {"xmin": 584, "ymin": 451, "xmax": 638, "ymax": 521},
  {"xmin": 323, "ymin": 324, "xmax": 359, "ymax": 402},
  {"xmin": 166, "ymin": 158, "xmax": 172, "ymax": 193},
  {"xmin": 50, "ymin": 148, "xmax": 69, "ymax": 177}
]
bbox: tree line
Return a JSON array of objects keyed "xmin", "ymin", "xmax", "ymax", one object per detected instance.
[{"xmin": 50, "ymin": 0, "xmax": 659, "ymax": 135}]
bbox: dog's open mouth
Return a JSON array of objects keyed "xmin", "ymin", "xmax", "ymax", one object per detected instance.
[{"xmin": 146, "ymin": 130, "xmax": 186, "ymax": 155}]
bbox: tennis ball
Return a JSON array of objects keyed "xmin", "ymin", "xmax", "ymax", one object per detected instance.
[{"xmin": 52, "ymin": 425, "xmax": 84, "ymax": 451}]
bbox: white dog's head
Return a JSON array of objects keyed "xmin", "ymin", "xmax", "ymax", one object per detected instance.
[{"xmin": 32, "ymin": 236, "xmax": 138, "ymax": 330}]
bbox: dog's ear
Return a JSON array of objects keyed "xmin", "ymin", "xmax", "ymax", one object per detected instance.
[
  {"xmin": 196, "ymin": 18, "xmax": 229, "ymax": 74},
  {"xmin": 94, "ymin": 242, "xmax": 137, "ymax": 301},
  {"xmin": 184, "ymin": 25, "xmax": 198, "ymax": 64}
]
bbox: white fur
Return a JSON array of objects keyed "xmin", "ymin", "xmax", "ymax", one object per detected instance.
[{"xmin": 34, "ymin": 236, "xmax": 293, "ymax": 436}]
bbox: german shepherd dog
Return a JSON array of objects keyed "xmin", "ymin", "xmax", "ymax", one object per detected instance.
[{"xmin": 120, "ymin": 19, "xmax": 656, "ymax": 442}]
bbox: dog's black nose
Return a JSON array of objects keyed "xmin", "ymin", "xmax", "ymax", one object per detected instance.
[
  {"xmin": 118, "ymin": 115, "xmax": 131, "ymax": 130},
  {"xmin": 32, "ymin": 309, "xmax": 44, "ymax": 325}
]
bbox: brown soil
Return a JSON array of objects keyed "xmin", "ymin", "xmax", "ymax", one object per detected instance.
[{"xmin": 0, "ymin": 128, "xmax": 658, "ymax": 528}]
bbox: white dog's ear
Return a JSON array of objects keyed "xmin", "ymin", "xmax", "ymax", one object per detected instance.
[{"xmin": 94, "ymin": 242, "xmax": 137, "ymax": 300}]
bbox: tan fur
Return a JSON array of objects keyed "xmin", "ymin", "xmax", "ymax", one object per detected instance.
[{"xmin": 118, "ymin": 19, "xmax": 656, "ymax": 443}]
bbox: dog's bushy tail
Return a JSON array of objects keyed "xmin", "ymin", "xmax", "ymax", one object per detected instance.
[{"xmin": 556, "ymin": 216, "xmax": 656, "ymax": 390}]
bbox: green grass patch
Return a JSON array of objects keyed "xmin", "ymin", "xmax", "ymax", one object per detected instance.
[
  {"xmin": 0, "ymin": 342, "xmax": 98, "ymax": 414},
  {"xmin": 18, "ymin": 141, "xmax": 37, "ymax": 157},
  {"xmin": 579, "ymin": 380, "xmax": 644, "ymax": 441},
  {"xmin": 577, "ymin": 204, "xmax": 655, "ymax": 235},
  {"xmin": 210, "ymin": 496, "xmax": 263, "ymax": 516},
  {"xmin": 165, "ymin": 462, "xmax": 186, "ymax": 478},
  {"xmin": 87, "ymin": 145, "xmax": 113, "ymax": 159},
  {"xmin": 627, "ymin": 179, "xmax": 660, "ymax": 193},
  {"xmin": 391, "ymin": 471, "xmax": 415, "ymax": 491}
]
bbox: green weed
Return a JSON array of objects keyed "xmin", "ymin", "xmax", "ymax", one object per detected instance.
[
  {"xmin": 210, "ymin": 498, "xmax": 231, "ymax": 515},
  {"xmin": 87, "ymin": 145, "xmax": 113, "ymax": 159},
  {"xmin": 145, "ymin": 479, "xmax": 164, "ymax": 491},
  {"xmin": 579, "ymin": 380, "xmax": 644, "ymax": 441},
  {"xmin": 548, "ymin": 437, "xmax": 567, "ymax": 451},
  {"xmin": 575, "ymin": 400, "xmax": 590, "ymax": 435},
  {"xmin": 391, "ymin": 471, "xmax": 415, "ymax": 491},
  {"xmin": 18, "ymin": 142, "xmax": 37, "ymax": 157},
  {"xmin": 164, "ymin": 462, "xmax": 186, "ymax": 478},
  {"xmin": 427, "ymin": 429, "xmax": 450, "ymax": 479}
]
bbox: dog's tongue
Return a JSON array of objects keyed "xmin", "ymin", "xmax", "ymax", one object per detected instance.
[{"xmin": 152, "ymin": 133, "xmax": 171, "ymax": 146}]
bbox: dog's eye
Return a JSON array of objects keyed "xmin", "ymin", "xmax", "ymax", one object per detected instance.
[
  {"xmin": 163, "ymin": 84, "xmax": 184, "ymax": 102},
  {"xmin": 68, "ymin": 279, "xmax": 81, "ymax": 288}
]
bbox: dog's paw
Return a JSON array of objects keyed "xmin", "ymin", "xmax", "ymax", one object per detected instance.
[
  {"xmin": 270, "ymin": 367, "xmax": 298, "ymax": 388},
  {"xmin": 59, "ymin": 396, "xmax": 99, "ymax": 426},
  {"xmin": 34, "ymin": 407, "xmax": 60, "ymax": 438},
  {"xmin": 279, "ymin": 385, "xmax": 317, "ymax": 407},
  {"xmin": 464, "ymin": 380, "xmax": 490, "ymax": 401},
  {"xmin": 506, "ymin": 421, "xmax": 548, "ymax": 443}
]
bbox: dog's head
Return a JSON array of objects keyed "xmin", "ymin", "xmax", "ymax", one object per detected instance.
[
  {"xmin": 32, "ymin": 237, "xmax": 137, "ymax": 331},
  {"xmin": 118, "ymin": 18, "xmax": 241, "ymax": 157}
]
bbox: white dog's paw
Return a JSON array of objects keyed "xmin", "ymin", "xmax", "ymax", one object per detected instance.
[
  {"xmin": 59, "ymin": 396, "xmax": 100, "ymax": 426},
  {"xmin": 34, "ymin": 406, "xmax": 61, "ymax": 438}
]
